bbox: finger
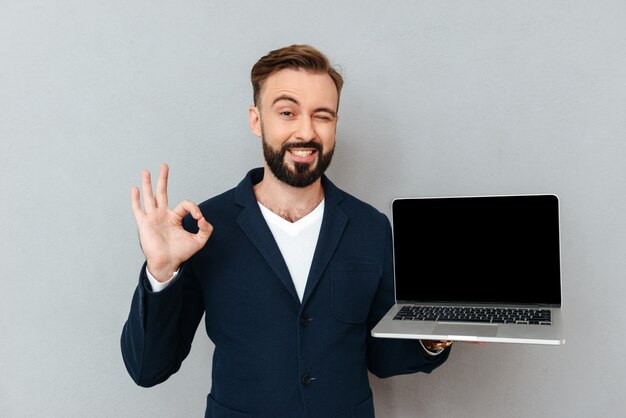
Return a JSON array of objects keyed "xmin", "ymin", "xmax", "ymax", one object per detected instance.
[
  {"xmin": 172, "ymin": 199, "xmax": 202, "ymax": 220},
  {"xmin": 195, "ymin": 217, "xmax": 214, "ymax": 243},
  {"xmin": 155, "ymin": 163, "xmax": 169, "ymax": 209},
  {"xmin": 141, "ymin": 169, "xmax": 157, "ymax": 212},
  {"xmin": 131, "ymin": 186, "xmax": 144, "ymax": 220}
]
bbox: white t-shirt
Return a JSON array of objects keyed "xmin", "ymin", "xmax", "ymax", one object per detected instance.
[{"xmin": 257, "ymin": 200, "xmax": 324, "ymax": 302}]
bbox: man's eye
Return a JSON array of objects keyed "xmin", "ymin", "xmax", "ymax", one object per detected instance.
[{"xmin": 280, "ymin": 111, "xmax": 294, "ymax": 117}]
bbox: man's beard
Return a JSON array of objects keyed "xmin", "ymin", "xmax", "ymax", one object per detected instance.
[{"xmin": 262, "ymin": 137, "xmax": 334, "ymax": 188}]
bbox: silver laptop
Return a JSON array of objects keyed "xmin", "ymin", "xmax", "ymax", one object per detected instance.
[{"xmin": 371, "ymin": 194, "xmax": 565, "ymax": 345}]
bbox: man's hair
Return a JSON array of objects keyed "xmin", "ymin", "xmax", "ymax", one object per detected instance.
[{"xmin": 251, "ymin": 44, "xmax": 344, "ymax": 109}]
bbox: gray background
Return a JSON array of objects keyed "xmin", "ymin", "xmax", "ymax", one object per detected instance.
[{"xmin": 2, "ymin": 0, "xmax": 624, "ymax": 417}]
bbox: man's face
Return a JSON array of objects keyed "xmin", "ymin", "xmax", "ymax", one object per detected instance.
[{"xmin": 249, "ymin": 69, "xmax": 339, "ymax": 188}]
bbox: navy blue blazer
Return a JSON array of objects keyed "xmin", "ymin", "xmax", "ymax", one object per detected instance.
[{"xmin": 121, "ymin": 168, "xmax": 449, "ymax": 418}]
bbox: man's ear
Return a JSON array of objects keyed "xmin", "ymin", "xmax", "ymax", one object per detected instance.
[{"xmin": 248, "ymin": 106, "xmax": 262, "ymax": 137}]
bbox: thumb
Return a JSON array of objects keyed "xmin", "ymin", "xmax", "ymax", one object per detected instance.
[{"xmin": 195, "ymin": 216, "xmax": 213, "ymax": 243}]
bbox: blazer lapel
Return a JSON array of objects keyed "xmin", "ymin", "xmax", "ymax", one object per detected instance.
[
  {"xmin": 235, "ymin": 169, "xmax": 300, "ymax": 304},
  {"xmin": 301, "ymin": 176, "xmax": 347, "ymax": 306}
]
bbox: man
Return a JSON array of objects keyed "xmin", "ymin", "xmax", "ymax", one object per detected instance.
[{"xmin": 122, "ymin": 45, "xmax": 451, "ymax": 418}]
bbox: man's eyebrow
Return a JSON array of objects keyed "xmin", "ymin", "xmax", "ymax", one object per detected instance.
[{"xmin": 272, "ymin": 95, "xmax": 300, "ymax": 107}]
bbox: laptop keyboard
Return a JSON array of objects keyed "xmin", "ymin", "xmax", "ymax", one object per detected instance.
[{"xmin": 393, "ymin": 305, "xmax": 552, "ymax": 325}]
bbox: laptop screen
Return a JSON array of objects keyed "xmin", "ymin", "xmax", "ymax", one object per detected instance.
[{"xmin": 392, "ymin": 195, "xmax": 562, "ymax": 306}]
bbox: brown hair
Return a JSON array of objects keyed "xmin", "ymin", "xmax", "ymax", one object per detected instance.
[{"xmin": 251, "ymin": 44, "xmax": 344, "ymax": 109}]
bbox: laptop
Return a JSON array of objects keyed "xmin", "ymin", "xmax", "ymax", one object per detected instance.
[{"xmin": 371, "ymin": 194, "xmax": 565, "ymax": 345}]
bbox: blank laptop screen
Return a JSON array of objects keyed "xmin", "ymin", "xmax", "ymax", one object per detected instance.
[{"xmin": 392, "ymin": 195, "xmax": 561, "ymax": 306}]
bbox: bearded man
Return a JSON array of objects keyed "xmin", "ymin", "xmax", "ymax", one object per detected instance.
[{"xmin": 121, "ymin": 44, "xmax": 450, "ymax": 418}]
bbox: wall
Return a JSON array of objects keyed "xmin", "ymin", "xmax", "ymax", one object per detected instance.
[{"xmin": 2, "ymin": 1, "xmax": 624, "ymax": 416}]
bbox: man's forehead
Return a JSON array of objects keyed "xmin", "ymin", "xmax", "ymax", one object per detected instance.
[{"xmin": 260, "ymin": 68, "xmax": 338, "ymax": 108}]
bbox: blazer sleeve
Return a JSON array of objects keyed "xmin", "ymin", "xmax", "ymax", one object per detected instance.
[
  {"xmin": 366, "ymin": 218, "xmax": 451, "ymax": 378},
  {"xmin": 120, "ymin": 261, "xmax": 205, "ymax": 387}
]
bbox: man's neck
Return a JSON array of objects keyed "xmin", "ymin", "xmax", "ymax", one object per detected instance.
[{"xmin": 254, "ymin": 165, "xmax": 325, "ymax": 223}]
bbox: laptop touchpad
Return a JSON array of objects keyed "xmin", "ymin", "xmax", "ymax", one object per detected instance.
[{"xmin": 433, "ymin": 323, "xmax": 498, "ymax": 337}]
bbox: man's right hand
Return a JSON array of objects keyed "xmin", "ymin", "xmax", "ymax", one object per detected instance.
[{"xmin": 131, "ymin": 163, "xmax": 213, "ymax": 282}]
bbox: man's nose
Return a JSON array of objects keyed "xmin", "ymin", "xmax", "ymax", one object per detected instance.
[{"xmin": 295, "ymin": 116, "xmax": 316, "ymax": 141}]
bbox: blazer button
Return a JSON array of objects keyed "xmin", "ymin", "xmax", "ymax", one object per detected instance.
[
  {"xmin": 301, "ymin": 374, "xmax": 314, "ymax": 386},
  {"xmin": 300, "ymin": 316, "xmax": 310, "ymax": 327}
]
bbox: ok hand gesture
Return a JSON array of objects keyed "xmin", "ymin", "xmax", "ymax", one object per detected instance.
[{"xmin": 131, "ymin": 164, "xmax": 213, "ymax": 282}]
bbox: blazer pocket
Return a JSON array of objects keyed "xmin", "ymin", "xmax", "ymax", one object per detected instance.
[
  {"xmin": 331, "ymin": 261, "xmax": 380, "ymax": 324},
  {"xmin": 206, "ymin": 394, "xmax": 252, "ymax": 418},
  {"xmin": 351, "ymin": 390, "xmax": 375, "ymax": 418}
]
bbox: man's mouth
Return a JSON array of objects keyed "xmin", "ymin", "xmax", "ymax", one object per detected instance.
[
  {"xmin": 282, "ymin": 141, "xmax": 322, "ymax": 164},
  {"xmin": 289, "ymin": 149, "xmax": 316, "ymax": 157}
]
